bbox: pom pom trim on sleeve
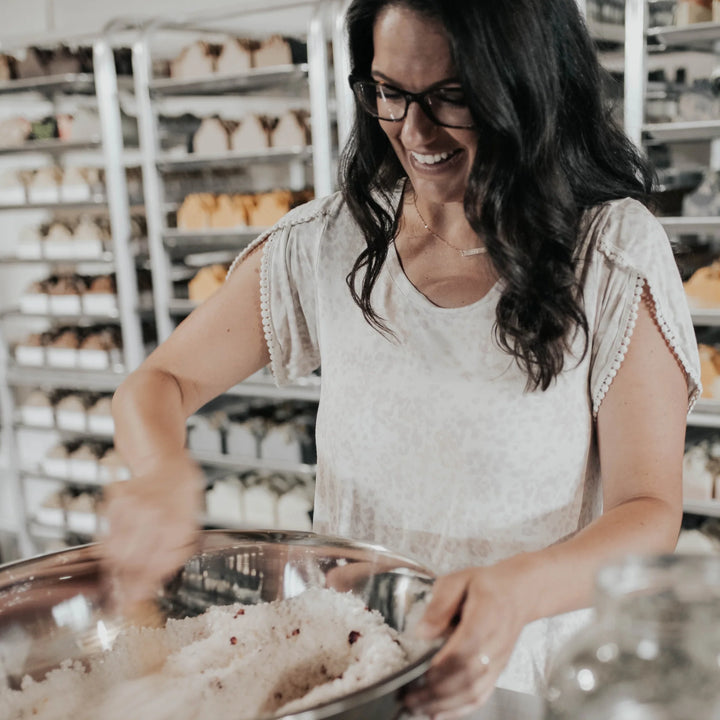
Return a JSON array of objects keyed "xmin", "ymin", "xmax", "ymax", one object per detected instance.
[
  {"xmin": 591, "ymin": 272, "xmax": 642, "ymax": 419},
  {"xmin": 591, "ymin": 243, "xmax": 702, "ymax": 419},
  {"xmin": 226, "ymin": 229, "xmax": 283, "ymax": 386}
]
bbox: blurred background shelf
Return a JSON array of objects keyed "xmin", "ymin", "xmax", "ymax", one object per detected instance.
[{"xmin": 148, "ymin": 65, "xmax": 309, "ymax": 97}]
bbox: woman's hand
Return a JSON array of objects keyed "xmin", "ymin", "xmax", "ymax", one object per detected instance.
[
  {"xmin": 403, "ymin": 559, "xmax": 531, "ymax": 720},
  {"xmin": 100, "ymin": 453, "xmax": 204, "ymax": 614}
]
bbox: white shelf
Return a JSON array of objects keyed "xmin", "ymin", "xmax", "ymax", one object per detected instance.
[
  {"xmin": 0, "ymin": 253, "xmax": 115, "ymax": 265},
  {"xmin": 589, "ymin": 19, "xmax": 625, "ymax": 44},
  {"xmin": 688, "ymin": 400, "xmax": 720, "ymax": 428},
  {"xmin": 168, "ymin": 298, "xmax": 199, "ymax": 315},
  {"xmin": 683, "ymin": 499, "xmax": 720, "ymax": 517},
  {"xmin": 660, "ymin": 217, "xmax": 720, "ymax": 234},
  {"xmin": 643, "ymin": 120, "xmax": 720, "ymax": 142},
  {"xmin": 0, "ymin": 73, "xmax": 96, "ymax": 95},
  {"xmin": 190, "ymin": 449, "xmax": 316, "ymax": 478},
  {"xmin": 7, "ymin": 365, "xmax": 126, "ymax": 392},
  {"xmin": 148, "ymin": 65, "xmax": 309, "ymax": 97},
  {"xmin": 15, "ymin": 422, "xmax": 114, "ymax": 440},
  {"xmin": 226, "ymin": 377, "xmax": 321, "ymax": 403},
  {"xmin": 648, "ymin": 21, "xmax": 720, "ymax": 48},
  {"xmin": 0, "ymin": 198, "xmax": 108, "ymax": 212},
  {"xmin": 29, "ymin": 517, "xmax": 98, "ymax": 538},
  {"xmin": 690, "ymin": 309, "xmax": 720, "ymax": 326},
  {"xmin": 156, "ymin": 146, "xmax": 311, "ymax": 172},
  {"xmin": 20, "ymin": 469, "xmax": 110, "ymax": 489},
  {"xmin": 163, "ymin": 227, "xmax": 263, "ymax": 245},
  {"xmin": 0, "ymin": 306, "xmax": 123, "ymax": 322},
  {"xmin": 28, "ymin": 519, "xmax": 74, "ymax": 540},
  {"xmin": 0, "ymin": 138, "xmax": 102, "ymax": 156}
]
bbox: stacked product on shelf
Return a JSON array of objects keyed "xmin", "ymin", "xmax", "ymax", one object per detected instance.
[
  {"xmin": 188, "ymin": 397, "xmax": 317, "ymax": 531},
  {"xmin": 0, "ymin": 37, "xmax": 148, "ymax": 558},
  {"xmin": 168, "ymin": 34, "xmax": 307, "ymax": 80},
  {"xmin": 128, "ymin": 6, "xmax": 329, "ymax": 538},
  {"xmin": 18, "ymin": 384, "xmax": 126, "ymax": 543},
  {"xmin": 627, "ymin": 1, "xmax": 720, "ymax": 522},
  {"xmin": 175, "ymin": 188, "xmax": 313, "ymax": 231},
  {"xmin": 0, "ymin": 3, "xmax": 341, "ymax": 558},
  {"xmin": 204, "ymin": 473, "xmax": 313, "ymax": 531}
]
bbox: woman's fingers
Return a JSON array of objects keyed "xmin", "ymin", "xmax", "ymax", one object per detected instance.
[
  {"xmin": 98, "ymin": 458, "xmax": 203, "ymax": 613},
  {"xmin": 405, "ymin": 565, "xmax": 528, "ymax": 719},
  {"xmin": 429, "ymin": 577, "xmax": 493, "ymax": 665},
  {"xmin": 416, "ymin": 571, "xmax": 472, "ymax": 639}
]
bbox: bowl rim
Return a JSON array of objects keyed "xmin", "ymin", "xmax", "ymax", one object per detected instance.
[{"xmin": 0, "ymin": 529, "xmax": 442, "ymax": 720}]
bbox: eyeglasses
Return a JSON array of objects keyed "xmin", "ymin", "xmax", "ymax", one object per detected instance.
[{"xmin": 349, "ymin": 76, "xmax": 474, "ymax": 129}]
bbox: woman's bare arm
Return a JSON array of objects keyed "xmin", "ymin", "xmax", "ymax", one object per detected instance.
[
  {"xmin": 104, "ymin": 246, "xmax": 269, "ymax": 608},
  {"xmin": 112, "ymin": 245, "xmax": 269, "ymax": 474},
  {"xmin": 406, "ymin": 290, "xmax": 689, "ymax": 718}
]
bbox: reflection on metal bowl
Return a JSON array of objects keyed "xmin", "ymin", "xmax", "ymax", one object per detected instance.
[{"xmin": 0, "ymin": 530, "xmax": 439, "ymax": 720}]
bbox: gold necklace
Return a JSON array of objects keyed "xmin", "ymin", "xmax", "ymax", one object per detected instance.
[{"xmin": 412, "ymin": 196, "xmax": 487, "ymax": 257}]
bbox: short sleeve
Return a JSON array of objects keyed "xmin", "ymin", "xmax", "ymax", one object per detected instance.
[
  {"xmin": 586, "ymin": 198, "xmax": 701, "ymax": 417},
  {"xmin": 241, "ymin": 198, "xmax": 334, "ymax": 385}
]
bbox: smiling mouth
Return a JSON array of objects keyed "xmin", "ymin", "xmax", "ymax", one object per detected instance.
[{"xmin": 410, "ymin": 149, "xmax": 461, "ymax": 166}]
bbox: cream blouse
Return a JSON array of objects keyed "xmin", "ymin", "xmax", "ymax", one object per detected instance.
[{"xmin": 229, "ymin": 190, "xmax": 700, "ymax": 694}]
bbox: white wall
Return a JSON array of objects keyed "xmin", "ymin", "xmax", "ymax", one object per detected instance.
[{"xmin": 0, "ymin": 0, "xmax": 314, "ymax": 47}]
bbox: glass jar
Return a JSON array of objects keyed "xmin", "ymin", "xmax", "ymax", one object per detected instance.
[{"xmin": 545, "ymin": 554, "xmax": 720, "ymax": 720}]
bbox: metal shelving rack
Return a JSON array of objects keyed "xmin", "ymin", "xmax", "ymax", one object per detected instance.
[
  {"xmin": 123, "ymin": 0, "xmax": 347, "ymax": 531},
  {"xmin": 132, "ymin": 1, "xmax": 336, "ymax": 344},
  {"xmin": 625, "ymin": 0, "xmax": 720, "ymax": 518},
  {"xmin": 0, "ymin": 29, "xmax": 148, "ymax": 556}
]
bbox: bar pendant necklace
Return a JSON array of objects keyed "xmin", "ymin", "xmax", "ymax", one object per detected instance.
[{"xmin": 413, "ymin": 198, "xmax": 487, "ymax": 257}]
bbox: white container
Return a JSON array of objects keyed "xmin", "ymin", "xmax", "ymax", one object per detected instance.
[
  {"xmin": 15, "ymin": 345, "xmax": 45, "ymax": 367},
  {"xmin": 69, "ymin": 458, "xmax": 99, "ymax": 482},
  {"xmin": 20, "ymin": 405, "xmax": 54, "ymax": 427},
  {"xmin": 49, "ymin": 294, "xmax": 82, "ymax": 315},
  {"xmin": 87, "ymin": 413, "xmax": 114, "ymax": 436},
  {"xmin": 77, "ymin": 349, "xmax": 111, "ymax": 370},
  {"xmin": 56, "ymin": 410, "xmax": 87, "ymax": 433},
  {"xmin": 42, "ymin": 457, "xmax": 69, "ymax": 479},
  {"xmin": 19, "ymin": 293, "xmax": 49, "ymax": 314},
  {"xmin": 82, "ymin": 293, "xmax": 117, "ymax": 316},
  {"xmin": 46, "ymin": 347, "xmax": 78, "ymax": 368}
]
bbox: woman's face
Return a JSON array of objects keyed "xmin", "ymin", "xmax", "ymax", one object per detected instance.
[{"xmin": 371, "ymin": 4, "xmax": 478, "ymax": 206}]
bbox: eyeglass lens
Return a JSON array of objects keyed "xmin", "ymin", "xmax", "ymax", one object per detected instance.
[{"xmin": 353, "ymin": 81, "xmax": 473, "ymax": 128}]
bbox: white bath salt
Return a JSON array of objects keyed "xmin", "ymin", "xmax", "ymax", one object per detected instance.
[{"xmin": 1, "ymin": 588, "xmax": 412, "ymax": 720}]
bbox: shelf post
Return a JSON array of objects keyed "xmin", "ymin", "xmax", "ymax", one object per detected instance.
[
  {"xmin": 624, "ymin": 0, "xmax": 647, "ymax": 149},
  {"xmin": 132, "ymin": 30, "xmax": 175, "ymax": 344},
  {"xmin": 94, "ymin": 35, "xmax": 145, "ymax": 370},
  {"xmin": 332, "ymin": 0, "xmax": 354, "ymax": 152},
  {"xmin": 0, "ymin": 326, "xmax": 33, "ymax": 557},
  {"xmin": 308, "ymin": 2, "xmax": 335, "ymax": 198}
]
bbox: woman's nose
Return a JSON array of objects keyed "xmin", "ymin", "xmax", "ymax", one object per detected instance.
[{"xmin": 400, "ymin": 100, "xmax": 439, "ymax": 145}]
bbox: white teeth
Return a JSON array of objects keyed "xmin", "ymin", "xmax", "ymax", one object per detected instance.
[{"xmin": 411, "ymin": 151, "xmax": 454, "ymax": 165}]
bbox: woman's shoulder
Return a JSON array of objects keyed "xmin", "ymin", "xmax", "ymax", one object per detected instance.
[
  {"xmin": 583, "ymin": 197, "xmax": 673, "ymax": 274},
  {"xmin": 269, "ymin": 190, "xmax": 350, "ymax": 235}
]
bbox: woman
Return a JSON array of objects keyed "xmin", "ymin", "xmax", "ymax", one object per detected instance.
[{"xmin": 105, "ymin": 0, "xmax": 700, "ymax": 717}]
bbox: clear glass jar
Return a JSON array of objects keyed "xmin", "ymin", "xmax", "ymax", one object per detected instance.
[{"xmin": 545, "ymin": 554, "xmax": 720, "ymax": 720}]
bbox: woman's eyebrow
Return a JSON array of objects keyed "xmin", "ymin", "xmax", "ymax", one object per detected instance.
[{"xmin": 370, "ymin": 69, "xmax": 462, "ymax": 88}]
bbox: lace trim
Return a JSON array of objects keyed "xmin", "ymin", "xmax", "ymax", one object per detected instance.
[
  {"xmin": 226, "ymin": 231, "xmax": 271, "ymax": 278},
  {"xmin": 592, "ymin": 273, "xmax": 644, "ymax": 418},
  {"xmin": 644, "ymin": 281, "xmax": 702, "ymax": 415},
  {"xmin": 223, "ymin": 230, "xmax": 280, "ymax": 385},
  {"xmin": 227, "ymin": 204, "xmax": 333, "ymax": 387},
  {"xmin": 259, "ymin": 233, "xmax": 281, "ymax": 385},
  {"xmin": 591, "ymin": 269, "xmax": 702, "ymax": 418}
]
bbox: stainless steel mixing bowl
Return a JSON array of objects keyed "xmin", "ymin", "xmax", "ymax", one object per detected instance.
[{"xmin": 0, "ymin": 530, "xmax": 439, "ymax": 719}]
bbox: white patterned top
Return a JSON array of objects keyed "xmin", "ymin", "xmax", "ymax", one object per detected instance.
[{"xmin": 230, "ymin": 190, "xmax": 701, "ymax": 694}]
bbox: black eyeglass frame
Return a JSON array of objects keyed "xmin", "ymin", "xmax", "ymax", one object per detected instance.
[{"xmin": 348, "ymin": 74, "xmax": 475, "ymax": 130}]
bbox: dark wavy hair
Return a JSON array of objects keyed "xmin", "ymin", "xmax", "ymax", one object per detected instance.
[{"xmin": 339, "ymin": 0, "xmax": 654, "ymax": 391}]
